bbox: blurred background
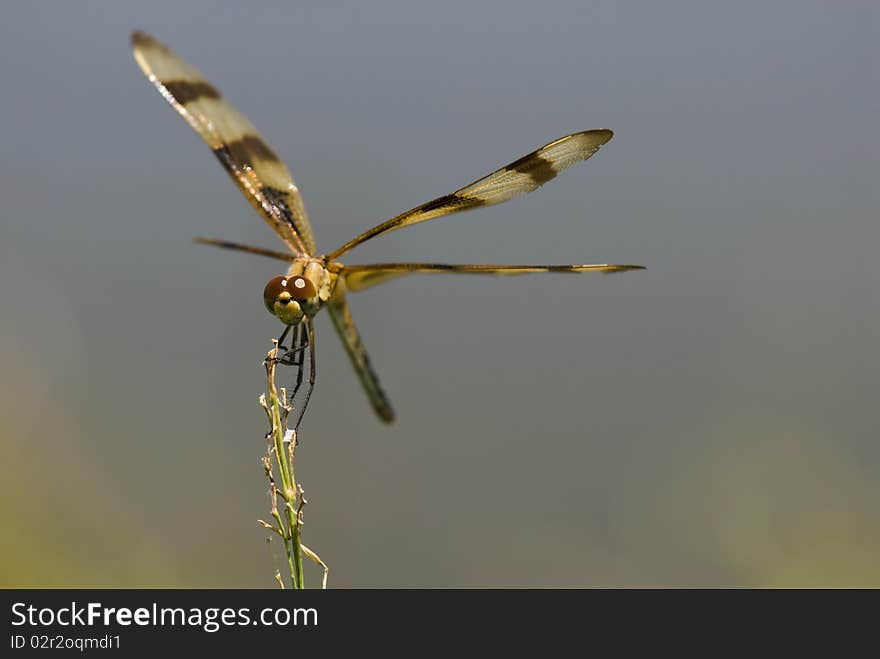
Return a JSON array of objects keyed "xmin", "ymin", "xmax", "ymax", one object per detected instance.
[{"xmin": 1, "ymin": 0, "xmax": 877, "ymax": 587}]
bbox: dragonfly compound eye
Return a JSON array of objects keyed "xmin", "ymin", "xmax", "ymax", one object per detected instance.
[
  {"xmin": 286, "ymin": 276, "xmax": 317, "ymax": 301},
  {"xmin": 263, "ymin": 275, "xmax": 317, "ymax": 315},
  {"xmin": 263, "ymin": 276, "xmax": 286, "ymax": 313}
]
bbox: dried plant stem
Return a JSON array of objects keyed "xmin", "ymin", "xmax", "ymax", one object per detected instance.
[{"xmin": 258, "ymin": 340, "xmax": 327, "ymax": 589}]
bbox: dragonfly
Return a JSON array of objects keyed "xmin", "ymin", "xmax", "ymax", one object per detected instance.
[{"xmin": 131, "ymin": 31, "xmax": 644, "ymax": 427}]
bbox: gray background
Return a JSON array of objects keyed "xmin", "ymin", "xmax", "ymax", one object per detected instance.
[{"xmin": 1, "ymin": 0, "xmax": 877, "ymax": 586}]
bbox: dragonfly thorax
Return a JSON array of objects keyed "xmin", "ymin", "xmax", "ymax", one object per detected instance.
[{"xmin": 263, "ymin": 259, "xmax": 336, "ymax": 325}]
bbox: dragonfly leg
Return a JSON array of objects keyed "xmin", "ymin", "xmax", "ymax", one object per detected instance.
[
  {"xmin": 276, "ymin": 324, "xmax": 292, "ymax": 351},
  {"xmin": 277, "ymin": 325, "xmax": 309, "ymax": 366},
  {"xmin": 286, "ymin": 327, "xmax": 306, "ymax": 407},
  {"xmin": 293, "ymin": 320, "xmax": 317, "ymax": 432}
]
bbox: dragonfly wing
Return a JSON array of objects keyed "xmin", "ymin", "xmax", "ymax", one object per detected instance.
[
  {"xmin": 325, "ymin": 285, "xmax": 395, "ymax": 423},
  {"xmin": 132, "ymin": 31, "xmax": 316, "ymax": 255},
  {"xmin": 339, "ymin": 262, "xmax": 645, "ymax": 292},
  {"xmin": 326, "ymin": 130, "xmax": 613, "ymax": 260}
]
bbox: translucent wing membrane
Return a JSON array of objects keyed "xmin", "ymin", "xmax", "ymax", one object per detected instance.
[
  {"xmin": 131, "ymin": 31, "xmax": 316, "ymax": 255},
  {"xmin": 339, "ymin": 262, "xmax": 645, "ymax": 292},
  {"xmin": 325, "ymin": 130, "xmax": 614, "ymax": 260}
]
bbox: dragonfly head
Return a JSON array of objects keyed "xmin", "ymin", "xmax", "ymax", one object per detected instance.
[{"xmin": 263, "ymin": 275, "xmax": 318, "ymax": 325}]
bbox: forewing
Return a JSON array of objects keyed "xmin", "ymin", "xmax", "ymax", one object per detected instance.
[
  {"xmin": 339, "ymin": 261, "xmax": 645, "ymax": 292},
  {"xmin": 326, "ymin": 130, "xmax": 613, "ymax": 260},
  {"xmin": 131, "ymin": 31, "xmax": 316, "ymax": 255}
]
